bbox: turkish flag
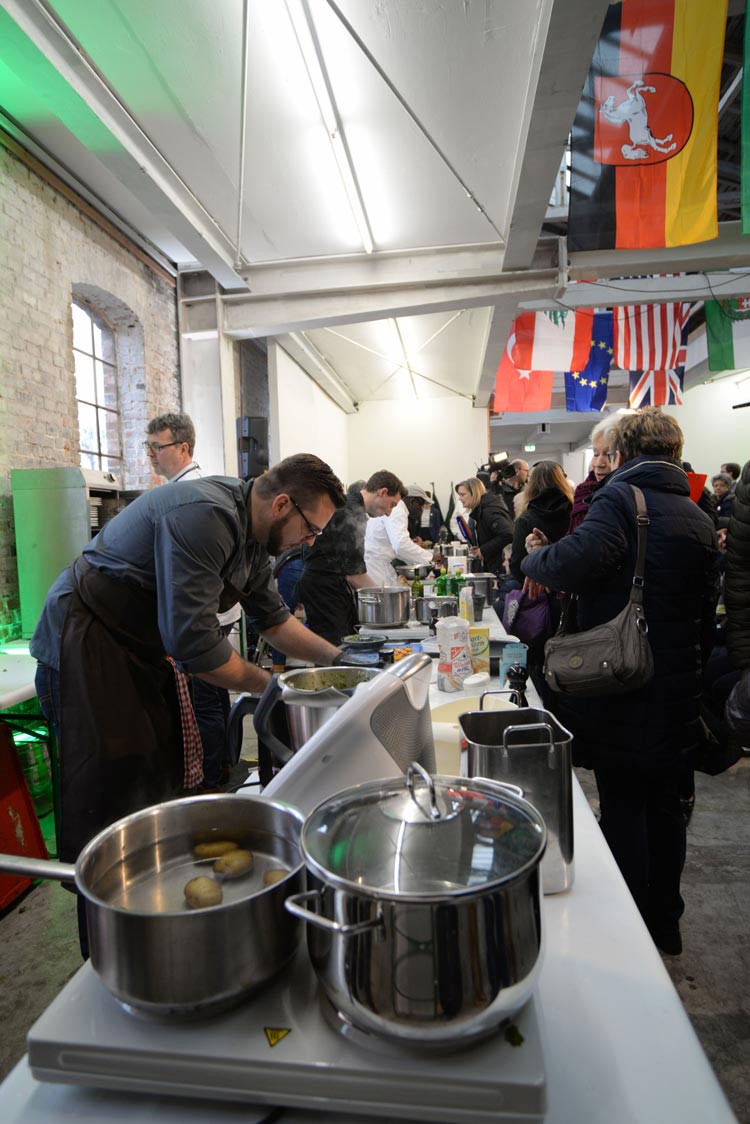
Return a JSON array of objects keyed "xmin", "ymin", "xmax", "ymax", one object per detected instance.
[{"xmin": 493, "ymin": 346, "xmax": 554, "ymax": 413}]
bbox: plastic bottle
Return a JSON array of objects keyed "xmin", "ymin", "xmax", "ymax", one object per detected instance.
[
  {"xmin": 459, "ymin": 584, "xmax": 475, "ymax": 624},
  {"xmin": 449, "ymin": 568, "xmax": 464, "ymax": 597},
  {"xmin": 434, "ymin": 568, "xmax": 448, "ymax": 596},
  {"xmin": 436, "ymin": 616, "xmax": 473, "ymax": 691}
]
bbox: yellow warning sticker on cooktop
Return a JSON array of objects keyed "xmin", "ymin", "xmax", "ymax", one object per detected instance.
[{"xmin": 264, "ymin": 1027, "xmax": 291, "ymax": 1047}]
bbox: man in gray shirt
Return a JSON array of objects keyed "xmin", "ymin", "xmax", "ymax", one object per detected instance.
[{"xmin": 31, "ymin": 454, "xmax": 346, "ymax": 874}]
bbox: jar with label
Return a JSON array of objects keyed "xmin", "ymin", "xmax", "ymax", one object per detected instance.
[{"xmin": 458, "ymin": 584, "xmax": 475, "ymax": 624}]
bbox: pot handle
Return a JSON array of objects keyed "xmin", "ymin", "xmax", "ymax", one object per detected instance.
[
  {"xmin": 0, "ymin": 853, "xmax": 76, "ymax": 881},
  {"xmin": 285, "ymin": 890, "xmax": 384, "ymax": 937}
]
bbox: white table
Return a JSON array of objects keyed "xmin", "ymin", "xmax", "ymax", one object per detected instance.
[{"xmin": 0, "ymin": 640, "xmax": 38, "ymax": 709}]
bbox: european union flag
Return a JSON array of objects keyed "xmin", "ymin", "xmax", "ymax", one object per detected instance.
[{"xmin": 564, "ymin": 311, "xmax": 613, "ymax": 412}]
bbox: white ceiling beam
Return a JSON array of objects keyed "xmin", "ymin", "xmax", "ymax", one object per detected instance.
[
  {"xmin": 278, "ymin": 333, "xmax": 358, "ymax": 414},
  {"xmin": 566, "ymin": 222, "xmax": 750, "ymax": 281},
  {"xmin": 502, "ymin": 0, "xmax": 612, "ymax": 269},
  {"xmin": 2, "ymin": 0, "xmax": 249, "ymax": 291}
]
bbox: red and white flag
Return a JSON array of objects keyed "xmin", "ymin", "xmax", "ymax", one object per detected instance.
[
  {"xmin": 511, "ymin": 310, "xmax": 594, "ymax": 373},
  {"xmin": 494, "ymin": 335, "xmax": 554, "ymax": 413},
  {"xmin": 614, "ymin": 303, "xmax": 691, "ymax": 371}
]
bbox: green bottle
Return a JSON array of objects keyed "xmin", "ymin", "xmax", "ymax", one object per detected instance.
[
  {"xmin": 410, "ymin": 574, "xmax": 424, "ymax": 599},
  {"xmin": 449, "ymin": 569, "xmax": 464, "ymax": 597},
  {"xmin": 435, "ymin": 568, "xmax": 448, "ymax": 596}
]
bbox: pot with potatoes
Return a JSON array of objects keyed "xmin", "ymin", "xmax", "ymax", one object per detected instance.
[{"xmin": 0, "ymin": 794, "xmax": 304, "ymax": 1017}]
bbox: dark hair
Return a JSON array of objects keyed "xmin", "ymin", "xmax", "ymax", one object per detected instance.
[
  {"xmin": 255, "ymin": 454, "xmax": 346, "ymax": 509},
  {"xmin": 517, "ymin": 460, "xmax": 573, "ymax": 515},
  {"xmin": 147, "ymin": 412, "xmax": 195, "ymax": 455},
  {"xmin": 612, "ymin": 407, "xmax": 683, "ymax": 463},
  {"xmin": 722, "ymin": 462, "xmax": 741, "ymax": 480},
  {"xmin": 347, "ymin": 479, "xmax": 366, "ymax": 500},
  {"xmin": 363, "ymin": 469, "xmax": 405, "ymax": 496}
]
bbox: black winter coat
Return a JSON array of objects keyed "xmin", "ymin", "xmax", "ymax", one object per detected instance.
[
  {"xmin": 471, "ymin": 492, "xmax": 514, "ymax": 574},
  {"xmin": 725, "ymin": 459, "xmax": 750, "ymax": 670},
  {"xmin": 521, "ymin": 457, "xmax": 718, "ymax": 771},
  {"xmin": 510, "ymin": 487, "xmax": 573, "ymax": 582}
]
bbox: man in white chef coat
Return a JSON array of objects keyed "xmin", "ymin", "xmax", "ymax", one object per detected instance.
[{"xmin": 365, "ymin": 484, "xmax": 437, "ymax": 586}]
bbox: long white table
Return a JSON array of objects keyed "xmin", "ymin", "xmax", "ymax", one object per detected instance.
[{"xmin": 0, "ymin": 640, "xmax": 38, "ymax": 709}]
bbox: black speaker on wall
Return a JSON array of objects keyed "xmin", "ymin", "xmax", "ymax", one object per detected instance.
[{"xmin": 237, "ymin": 416, "xmax": 269, "ymax": 479}]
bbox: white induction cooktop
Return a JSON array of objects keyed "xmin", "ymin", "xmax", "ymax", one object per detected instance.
[{"xmin": 27, "ymin": 949, "xmax": 546, "ymax": 1123}]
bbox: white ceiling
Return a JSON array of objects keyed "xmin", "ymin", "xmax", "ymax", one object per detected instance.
[{"xmin": 1, "ymin": 0, "xmax": 744, "ymax": 459}]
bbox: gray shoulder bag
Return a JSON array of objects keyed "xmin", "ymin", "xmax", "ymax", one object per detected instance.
[{"xmin": 543, "ymin": 485, "xmax": 654, "ymax": 697}]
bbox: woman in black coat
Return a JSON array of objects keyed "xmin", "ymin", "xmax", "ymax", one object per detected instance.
[
  {"xmin": 522, "ymin": 409, "xmax": 718, "ymax": 955},
  {"xmin": 725, "ymin": 459, "xmax": 750, "ymax": 671},
  {"xmin": 455, "ymin": 477, "xmax": 514, "ymax": 575},
  {"xmin": 509, "ymin": 460, "xmax": 573, "ymax": 582}
]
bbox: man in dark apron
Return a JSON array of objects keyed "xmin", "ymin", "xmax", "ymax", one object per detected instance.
[{"xmin": 31, "ymin": 454, "xmax": 347, "ymax": 953}]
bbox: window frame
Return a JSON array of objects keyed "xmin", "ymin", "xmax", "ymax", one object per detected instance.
[{"xmin": 72, "ymin": 299, "xmax": 123, "ymax": 474}]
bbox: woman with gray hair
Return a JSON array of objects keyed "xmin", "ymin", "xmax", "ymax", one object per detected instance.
[{"xmin": 568, "ymin": 416, "xmax": 620, "ymax": 533}]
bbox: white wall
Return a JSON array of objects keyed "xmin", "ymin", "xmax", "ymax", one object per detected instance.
[
  {"xmin": 268, "ymin": 344, "xmax": 350, "ymax": 482},
  {"xmin": 347, "ymin": 397, "xmax": 489, "ymax": 508},
  {"xmin": 665, "ymin": 377, "xmax": 749, "ymax": 474}
]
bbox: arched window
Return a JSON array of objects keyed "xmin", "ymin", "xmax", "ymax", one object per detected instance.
[{"xmin": 72, "ymin": 299, "xmax": 122, "ymax": 473}]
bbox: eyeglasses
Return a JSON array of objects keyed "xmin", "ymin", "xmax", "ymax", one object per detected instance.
[
  {"xmin": 142, "ymin": 441, "xmax": 181, "ymax": 454},
  {"xmin": 289, "ymin": 496, "xmax": 323, "ymax": 538}
]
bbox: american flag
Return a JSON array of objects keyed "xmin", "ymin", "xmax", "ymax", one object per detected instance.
[{"xmin": 614, "ymin": 303, "xmax": 691, "ymax": 371}]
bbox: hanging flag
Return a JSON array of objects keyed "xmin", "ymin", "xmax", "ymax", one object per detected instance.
[
  {"xmin": 628, "ymin": 322, "xmax": 688, "ymax": 406},
  {"xmin": 568, "ymin": 0, "xmax": 727, "ymax": 251},
  {"xmin": 511, "ymin": 309, "xmax": 594, "ymax": 372},
  {"xmin": 493, "ymin": 338, "xmax": 554, "ymax": 413},
  {"xmin": 613, "ymin": 302, "xmax": 691, "ymax": 371},
  {"xmin": 564, "ymin": 311, "xmax": 614, "ymax": 412},
  {"xmin": 705, "ymin": 297, "xmax": 750, "ymax": 370}
]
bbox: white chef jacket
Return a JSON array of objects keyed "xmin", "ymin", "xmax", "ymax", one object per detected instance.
[{"xmin": 364, "ymin": 499, "xmax": 433, "ymax": 586}]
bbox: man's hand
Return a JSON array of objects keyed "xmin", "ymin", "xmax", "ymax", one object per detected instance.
[
  {"xmin": 196, "ymin": 650, "xmax": 271, "ymax": 693},
  {"xmin": 470, "ymin": 546, "xmax": 483, "ymax": 559},
  {"xmin": 522, "ymin": 576, "xmax": 548, "ymax": 601},
  {"xmin": 525, "ymin": 527, "xmax": 549, "ymax": 553}
]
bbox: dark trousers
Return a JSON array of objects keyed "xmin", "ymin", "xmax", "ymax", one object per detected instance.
[
  {"xmin": 191, "ymin": 676, "xmax": 230, "ymax": 786},
  {"xmin": 594, "ymin": 763, "xmax": 689, "ymax": 937}
]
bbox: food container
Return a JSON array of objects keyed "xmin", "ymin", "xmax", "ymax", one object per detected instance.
[
  {"xmin": 469, "ymin": 624, "xmax": 490, "ymax": 674},
  {"xmin": 395, "ymin": 564, "xmax": 434, "ymax": 581},
  {"xmin": 0, "ymin": 795, "xmax": 305, "ymax": 1017},
  {"xmin": 413, "ymin": 594, "xmax": 458, "ymax": 623},
  {"xmin": 459, "ymin": 708, "xmax": 574, "ymax": 894},
  {"xmin": 285, "ymin": 764, "xmax": 546, "ymax": 1044},
  {"xmin": 464, "ymin": 573, "xmax": 495, "ymax": 603},
  {"xmin": 357, "ymin": 586, "xmax": 410, "ymax": 628}
]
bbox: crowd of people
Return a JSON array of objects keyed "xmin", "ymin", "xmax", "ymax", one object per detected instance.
[{"xmin": 28, "ymin": 406, "xmax": 748, "ymax": 963}]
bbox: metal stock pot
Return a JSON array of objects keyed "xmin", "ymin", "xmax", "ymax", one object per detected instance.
[
  {"xmin": 0, "ymin": 795, "xmax": 304, "ymax": 1017},
  {"xmin": 357, "ymin": 585, "xmax": 410, "ymax": 627},
  {"xmin": 285, "ymin": 765, "xmax": 546, "ymax": 1044}
]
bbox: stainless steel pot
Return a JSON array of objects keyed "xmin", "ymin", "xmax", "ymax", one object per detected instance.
[
  {"xmin": 357, "ymin": 586, "xmax": 410, "ymax": 628},
  {"xmin": 0, "ymin": 795, "xmax": 304, "ymax": 1017},
  {"xmin": 414, "ymin": 594, "xmax": 458, "ymax": 622},
  {"xmin": 257, "ymin": 666, "xmax": 381, "ymax": 756},
  {"xmin": 286, "ymin": 764, "xmax": 546, "ymax": 1044},
  {"xmin": 395, "ymin": 563, "xmax": 433, "ymax": 581},
  {"xmin": 444, "ymin": 543, "xmax": 469, "ymax": 558},
  {"xmin": 464, "ymin": 573, "xmax": 496, "ymax": 602}
]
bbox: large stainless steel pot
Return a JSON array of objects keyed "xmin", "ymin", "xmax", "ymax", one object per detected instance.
[
  {"xmin": 413, "ymin": 594, "xmax": 458, "ymax": 622},
  {"xmin": 357, "ymin": 585, "xmax": 410, "ymax": 627},
  {"xmin": 286, "ymin": 764, "xmax": 546, "ymax": 1044},
  {"xmin": 444, "ymin": 543, "xmax": 469, "ymax": 558},
  {"xmin": 0, "ymin": 795, "xmax": 304, "ymax": 1017}
]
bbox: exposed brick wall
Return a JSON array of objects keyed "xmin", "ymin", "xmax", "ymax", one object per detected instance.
[{"xmin": 0, "ymin": 144, "xmax": 180, "ymax": 643}]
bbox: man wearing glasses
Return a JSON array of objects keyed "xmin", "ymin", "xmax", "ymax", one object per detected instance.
[
  {"xmin": 30, "ymin": 454, "xmax": 349, "ymax": 921},
  {"xmin": 297, "ymin": 470, "xmax": 405, "ymax": 645},
  {"xmin": 143, "ymin": 412, "xmax": 199, "ymax": 482}
]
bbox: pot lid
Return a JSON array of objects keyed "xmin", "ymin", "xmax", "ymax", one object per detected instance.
[{"xmin": 300, "ymin": 765, "xmax": 546, "ymax": 900}]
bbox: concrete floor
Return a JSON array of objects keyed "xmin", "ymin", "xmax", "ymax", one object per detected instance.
[{"xmin": 1, "ymin": 756, "xmax": 748, "ymax": 1121}]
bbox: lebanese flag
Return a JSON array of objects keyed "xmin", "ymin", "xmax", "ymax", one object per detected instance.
[
  {"xmin": 493, "ymin": 340, "xmax": 554, "ymax": 413},
  {"xmin": 511, "ymin": 310, "xmax": 594, "ymax": 372},
  {"xmin": 568, "ymin": 0, "xmax": 726, "ymax": 251},
  {"xmin": 613, "ymin": 303, "xmax": 691, "ymax": 370}
]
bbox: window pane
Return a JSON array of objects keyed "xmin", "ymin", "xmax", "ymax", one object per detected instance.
[
  {"xmin": 92, "ymin": 314, "xmax": 115, "ymax": 364},
  {"xmin": 103, "ymin": 457, "xmax": 122, "ymax": 476},
  {"xmin": 99, "ymin": 408, "xmax": 120, "ymax": 458},
  {"xmin": 79, "ymin": 450, "xmax": 99, "ymax": 470},
  {"xmin": 72, "ymin": 302, "xmax": 92, "ymax": 353},
  {"xmin": 74, "ymin": 351, "xmax": 96, "ymax": 403},
  {"xmin": 96, "ymin": 360, "xmax": 118, "ymax": 410},
  {"xmin": 78, "ymin": 401, "xmax": 98, "ymax": 453}
]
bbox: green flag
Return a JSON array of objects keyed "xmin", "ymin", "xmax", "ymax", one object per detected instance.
[
  {"xmin": 705, "ymin": 299, "xmax": 750, "ymax": 370},
  {"xmin": 444, "ymin": 483, "xmax": 455, "ymax": 531}
]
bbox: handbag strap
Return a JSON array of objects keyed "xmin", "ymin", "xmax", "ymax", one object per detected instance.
[{"xmin": 629, "ymin": 485, "xmax": 649, "ymax": 607}]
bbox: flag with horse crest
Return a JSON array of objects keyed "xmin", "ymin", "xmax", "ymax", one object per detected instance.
[{"xmin": 568, "ymin": 0, "xmax": 727, "ymax": 251}]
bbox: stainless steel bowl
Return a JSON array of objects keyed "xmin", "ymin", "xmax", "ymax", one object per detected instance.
[{"xmin": 395, "ymin": 563, "xmax": 433, "ymax": 581}]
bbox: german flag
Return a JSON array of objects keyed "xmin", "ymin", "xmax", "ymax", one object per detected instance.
[{"xmin": 568, "ymin": 0, "xmax": 727, "ymax": 251}]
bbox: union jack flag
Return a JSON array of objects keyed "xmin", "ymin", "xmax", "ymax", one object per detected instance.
[{"xmin": 627, "ymin": 321, "xmax": 688, "ymax": 408}]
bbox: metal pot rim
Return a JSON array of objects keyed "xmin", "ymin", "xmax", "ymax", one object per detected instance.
[
  {"xmin": 299, "ymin": 774, "xmax": 546, "ymax": 901},
  {"xmin": 75, "ymin": 794, "xmax": 305, "ymax": 917}
]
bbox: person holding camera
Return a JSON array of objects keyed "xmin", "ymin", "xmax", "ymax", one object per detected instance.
[{"xmin": 495, "ymin": 459, "xmax": 529, "ymax": 518}]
